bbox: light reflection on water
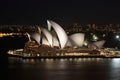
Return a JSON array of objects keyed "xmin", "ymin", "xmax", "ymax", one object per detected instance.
[
  {"xmin": 8, "ymin": 57, "xmax": 120, "ymax": 80},
  {"xmin": 9, "ymin": 57, "xmax": 104, "ymax": 63},
  {"xmin": 111, "ymin": 58, "xmax": 120, "ymax": 68},
  {"xmin": 109, "ymin": 58, "xmax": 120, "ymax": 80}
]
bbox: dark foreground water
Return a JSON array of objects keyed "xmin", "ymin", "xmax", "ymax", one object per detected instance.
[{"xmin": 5, "ymin": 58, "xmax": 120, "ymax": 80}]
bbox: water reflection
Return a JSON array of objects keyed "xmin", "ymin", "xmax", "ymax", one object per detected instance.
[
  {"xmin": 8, "ymin": 57, "xmax": 120, "ymax": 80},
  {"xmin": 109, "ymin": 58, "xmax": 120, "ymax": 80},
  {"xmin": 111, "ymin": 58, "xmax": 120, "ymax": 68}
]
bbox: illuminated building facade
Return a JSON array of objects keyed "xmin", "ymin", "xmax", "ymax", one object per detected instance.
[{"xmin": 28, "ymin": 20, "xmax": 85, "ymax": 49}]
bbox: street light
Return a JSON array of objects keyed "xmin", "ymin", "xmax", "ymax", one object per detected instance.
[{"xmin": 115, "ymin": 35, "xmax": 120, "ymax": 39}]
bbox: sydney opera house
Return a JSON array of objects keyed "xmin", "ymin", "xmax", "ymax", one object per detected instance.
[
  {"xmin": 8, "ymin": 20, "xmax": 110, "ymax": 58},
  {"xmin": 27, "ymin": 20, "xmax": 85, "ymax": 48},
  {"xmin": 26, "ymin": 20, "xmax": 105, "ymax": 48}
]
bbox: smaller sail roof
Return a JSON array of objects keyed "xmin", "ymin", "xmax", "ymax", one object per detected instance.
[
  {"xmin": 93, "ymin": 40, "xmax": 106, "ymax": 48},
  {"xmin": 69, "ymin": 33, "xmax": 85, "ymax": 47},
  {"xmin": 41, "ymin": 27, "xmax": 53, "ymax": 47}
]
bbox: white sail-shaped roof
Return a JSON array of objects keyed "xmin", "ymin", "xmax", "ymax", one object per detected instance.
[
  {"xmin": 42, "ymin": 36, "xmax": 49, "ymax": 45},
  {"xmin": 48, "ymin": 20, "xmax": 68, "ymax": 49},
  {"xmin": 31, "ymin": 32, "xmax": 41, "ymax": 44},
  {"xmin": 26, "ymin": 32, "xmax": 31, "ymax": 42},
  {"xmin": 52, "ymin": 36, "xmax": 59, "ymax": 47},
  {"xmin": 29, "ymin": 27, "xmax": 41, "ymax": 45},
  {"xmin": 47, "ymin": 20, "xmax": 52, "ymax": 31},
  {"xmin": 66, "ymin": 39, "xmax": 72, "ymax": 47},
  {"xmin": 69, "ymin": 33, "xmax": 85, "ymax": 47},
  {"xmin": 93, "ymin": 40, "xmax": 105, "ymax": 48},
  {"xmin": 41, "ymin": 27, "xmax": 53, "ymax": 47},
  {"xmin": 37, "ymin": 27, "xmax": 41, "ymax": 34}
]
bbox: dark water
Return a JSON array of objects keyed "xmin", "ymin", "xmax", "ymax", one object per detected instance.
[{"xmin": 6, "ymin": 58, "xmax": 120, "ymax": 80}]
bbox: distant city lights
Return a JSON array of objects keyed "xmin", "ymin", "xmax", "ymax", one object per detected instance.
[{"xmin": 92, "ymin": 34, "xmax": 98, "ymax": 41}]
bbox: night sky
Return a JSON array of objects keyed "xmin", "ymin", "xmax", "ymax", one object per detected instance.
[{"xmin": 0, "ymin": 0, "xmax": 120, "ymax": 25}]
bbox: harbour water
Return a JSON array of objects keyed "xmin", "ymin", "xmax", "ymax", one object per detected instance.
[{"xmin": 6, "ymin": 57, "xmax": 120, "ymax": 80}]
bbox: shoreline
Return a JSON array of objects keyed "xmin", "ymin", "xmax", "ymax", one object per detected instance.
[{"xmin": 8, "ymin": 54, "xmax": 120, "ymax": 59}]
